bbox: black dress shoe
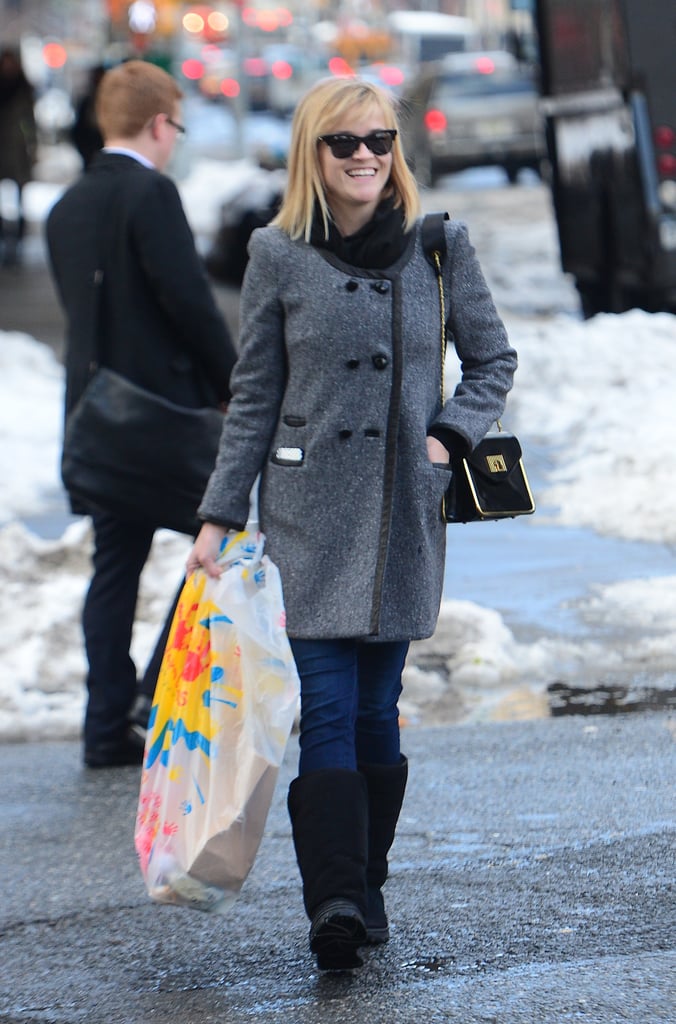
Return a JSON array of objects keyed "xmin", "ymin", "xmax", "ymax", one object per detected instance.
[
  {"xmin": 84, "ymin": 727, "xmax": 145, "ymax": 768},
  {"xmin": 128, "ymin": 693, "xmax": 154, "ymax": 741}
]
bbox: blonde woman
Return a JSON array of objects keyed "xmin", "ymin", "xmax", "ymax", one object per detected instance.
[{"xmin": 189, "ymin": 77, "xmax": 517, "ymax": 970}]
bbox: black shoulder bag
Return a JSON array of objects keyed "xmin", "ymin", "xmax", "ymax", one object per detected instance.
[
  {"xmin": 421, "ymin": 212, "xmax": 535, "ymax": 524},
  {"xmin": 61, "ymin": 205, "xmax": 224, "ymax": 536}
]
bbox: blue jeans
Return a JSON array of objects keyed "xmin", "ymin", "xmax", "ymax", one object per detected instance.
[{"xmin": 290, "ymin": 638, "xmax": 409, "ymax": 775}]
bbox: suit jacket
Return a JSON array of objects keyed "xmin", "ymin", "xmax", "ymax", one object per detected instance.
[{"xmin": 46, "ymin": 152, "xmax": 236, "ymax": 418}]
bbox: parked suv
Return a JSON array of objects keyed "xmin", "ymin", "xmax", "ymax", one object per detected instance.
[{"xmin": 400, "ymin": 51, "xmax": 545, "ymax": 186}]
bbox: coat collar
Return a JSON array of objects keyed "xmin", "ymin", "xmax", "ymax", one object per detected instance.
[{"xmin": 310, "ymin": 196, "xmax": 410, "ymax": 270}]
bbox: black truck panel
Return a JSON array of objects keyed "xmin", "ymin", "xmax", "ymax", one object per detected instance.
[{"xmin": 534, "ymin": 0, "xmax": 676, "ymax": 316}]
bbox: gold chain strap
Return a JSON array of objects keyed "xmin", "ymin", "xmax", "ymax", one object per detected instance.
[
  {"xmin": 432, "ymin": 250, "xmax": 448, "ymax": 521},
  {"xmin": 432, "ymin": 250, "xmax": 446, "ymax": 405},
  {"xmin": 432, "ymin": 257, "xmax": 502, "ymax": 435}
]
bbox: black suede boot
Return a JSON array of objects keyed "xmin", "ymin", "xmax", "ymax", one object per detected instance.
[
  {"xmin": 288, "ymin": 768, "xmax": 368, "ymax": 970},
  {"xmin": 359, "ymin": 755, "xmax": 408, "ymax": 944}
]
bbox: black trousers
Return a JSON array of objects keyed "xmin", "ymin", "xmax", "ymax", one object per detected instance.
[{"xmin": 82, "ymin": 512, "xmax": 182, "ymax": 751}]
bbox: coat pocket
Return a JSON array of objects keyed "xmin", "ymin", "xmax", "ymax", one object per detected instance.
[{"xmin": 271, "ymin": 446, "xmax": 305, "ymax": 466}]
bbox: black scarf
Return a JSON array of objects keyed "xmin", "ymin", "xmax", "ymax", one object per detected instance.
[{"xmin": 310, "ymin": 195, "xmax": 409, "ymax": 270}]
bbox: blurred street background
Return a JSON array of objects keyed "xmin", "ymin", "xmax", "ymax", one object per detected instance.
[
  {"xmin": 0, "ymin": 1, "xmax": 536, "ymax": 170},
  {"xmin": 2, "ymin": 0, "xmax": 675, "ymax": 317},
  {"xmin": 0, "ymin": 1, "xmax": 547, "ymax": 320}
]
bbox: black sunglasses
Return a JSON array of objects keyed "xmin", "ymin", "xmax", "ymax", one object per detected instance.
[{"xmin": 317, "ymin": 129, "xmax": 397, "ymax": 159}]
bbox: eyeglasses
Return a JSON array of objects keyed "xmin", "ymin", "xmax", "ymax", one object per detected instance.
[
  {"xmin": 166, "ymin": 116, "xmax": 186, "ymax": 135},
  {"xmin": 317, "ymin": 129, "xmax": 397, "ymax": 159}
]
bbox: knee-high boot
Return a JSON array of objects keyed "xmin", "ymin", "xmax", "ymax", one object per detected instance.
[
  {"xmin": 359, "ymin": 755, "xmax": 408, "ymax": 944},
  {"xmin": 287, "ymin": 768, "xmax": 368, "ymax": 970}
]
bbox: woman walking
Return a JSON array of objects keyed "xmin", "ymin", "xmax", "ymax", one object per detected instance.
[{"xmin": 188, "ymin": 76, "xmax": 517, "ymax": 970}]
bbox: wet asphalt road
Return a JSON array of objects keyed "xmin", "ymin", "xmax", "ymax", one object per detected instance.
[{"xmin": 1, "ymin": 716, "xmax": 674, "ymax": 1023}]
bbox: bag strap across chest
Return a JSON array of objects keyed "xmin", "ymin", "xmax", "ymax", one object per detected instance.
[{"xmin": 421, "ymin": 212, "xmax": 450, "ymax": 403}]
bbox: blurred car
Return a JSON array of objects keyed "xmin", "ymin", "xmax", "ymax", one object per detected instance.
[
  {"xmin": 34, "ymin": 87, "xmax": 74, "ymax": 144},
  {"xmin": 182, "ymin": 41, "xmax": 331, "ymax": 117},
  {"xmin": 257, "ymin": 45, "xmax": 332, "ymax": 116},
  {"xmin": 205, "ymin": 165, "xmax": 286, "ymax": 286},
  {"xmin": 399, "ymin": 51, "xmax": 545, "ymax": 186},
  {"xmin": 357, "ymin": 62, "xmax": 408, "ymax": 95}
]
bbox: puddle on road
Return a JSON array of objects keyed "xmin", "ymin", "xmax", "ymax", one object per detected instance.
[
  {"xmin": 547, "ymin": 681, "xmax": 676, "ymax": 717},
  {"xmin": 480, "ymin": 678, "xmax": 676, "ymax": 722},
  {"xmin": 401, "ymin": 955, "xmax": 455, "ymax": 974},
  {"xmin": 410, "ymin": 655, "xmax": 676, "ymax": 722}
]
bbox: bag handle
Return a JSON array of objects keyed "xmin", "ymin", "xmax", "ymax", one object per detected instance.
[
  {"xmin": 421, "ymin": 212, "xmax": 449, "ymax": 404},
  {"xmin": 421, "ymin": 212, "xmax": 503, "ymax": 432}
]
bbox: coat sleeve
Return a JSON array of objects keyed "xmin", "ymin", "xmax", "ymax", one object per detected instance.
[
  {"xmin": 130, "ymin": 174, "xmax": 237, "ymax": 401},
  {"xmin": 429, "ymin": 221, "xmax": 518, "ymax": 452},
  {"xmin": 198, "ymin": 228, "xmax": 287, "ymax": 527}
]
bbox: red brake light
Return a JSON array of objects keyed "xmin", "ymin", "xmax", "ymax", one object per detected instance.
[
  {"xmin": 220, "ymin": 77, "xmax": 240, "ymax": 97},
  {"xmin": 244, "ymin": 57, "xmax": 268, "ymax": 77},
  {"xmin": 654, "ymin": 125, "xmax": 676, "ymax": 149},
  {"xmin": 182, "ymin": 59, "xmax": 205, "ymax": 80},
  {"xmin": 377, "ymin": 65, "xmax": 405, "ymax": 87},
  {"xmin": 328, "ymin": 56, "xmax": 354, "ymax": 77},
  {"xmin": 271, "ymin": 60, "xmax": 293, "ymax": 80},
  {"xmin": 474, "ymin": 56, "xmax": 495, "ymax": 75},
  {"xmin": 658, "ymin": 153, "xmax": 676, "ymax": 178},
  {"xmin": 424, "ymin": 109, "xmax": 447, "ymax": 133},
  {"xmin": 43, "ymin": 42, "xmax": 68, "ymax": 69}
]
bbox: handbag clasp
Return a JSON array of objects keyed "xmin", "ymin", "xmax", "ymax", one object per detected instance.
[{"xmin": 486, "ymin": 454, "xmax": 508, "ymax": 473}]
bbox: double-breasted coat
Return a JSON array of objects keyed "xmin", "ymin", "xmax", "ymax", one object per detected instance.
[{"xmin": 199, "ymin": 218, "xmax": 517, "ymax": 641}]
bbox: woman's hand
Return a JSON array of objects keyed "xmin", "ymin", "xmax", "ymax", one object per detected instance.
[
  {"xmin": 186, "ymin": 522, "xmax": 228, "ymax": 579},
  {"xmin": 426, "ymin": 435, "xmax": 450, "ymax": 465}
]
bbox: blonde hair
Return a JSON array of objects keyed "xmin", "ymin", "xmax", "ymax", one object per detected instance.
[
  {"xmin": 272, "ymin": 77, "xmax": 421, "ymax": 241},
  {"xmin": 96, "ymin": 60, "xmax": 182, "ymax": 140}
]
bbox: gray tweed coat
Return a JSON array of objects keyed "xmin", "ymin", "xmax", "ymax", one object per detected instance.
[{"xmin": 198, "ymin": 217, "xmax": 517, "ymax": 640}]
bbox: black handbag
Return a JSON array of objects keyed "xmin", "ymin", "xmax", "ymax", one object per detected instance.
[
  {"xmin": 61, "ymin": 213, "xmax": 224, "ymax": 535},
  {"xmin": 421, "ymin": 212, "xmax": 535, "ymax": 524},
  {"xmin": 443, "ymin": 427, "xmax": 535, "ymax": 523},
  {"xmin": 62, "ymin": 368, "xmax": 224, "ymax": 535}
]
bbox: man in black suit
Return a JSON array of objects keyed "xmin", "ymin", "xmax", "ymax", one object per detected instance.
[{"xmin": 46, "ymin": 60, "xmax": 237, "ymax": 768}]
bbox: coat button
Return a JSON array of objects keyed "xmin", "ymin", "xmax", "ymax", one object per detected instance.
[
  {"xmin": 346, "ymin": 280, "xmax": 359, "ymax": 291},
  {"xmin": 370, "ymin": 280, "xmax": 390, "ymax": 294},
  {"xmin": 346, "ymin": 358, "xmax": 360, "ymax": 369},
  {"xmin": 372, "ymin": 353, "xmax": 389, "ymax": 370}
]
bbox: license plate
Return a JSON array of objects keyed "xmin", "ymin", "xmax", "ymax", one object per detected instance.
[{"xmin": 474, "ymin": 118, "xmax": 514, "ymax": 139}]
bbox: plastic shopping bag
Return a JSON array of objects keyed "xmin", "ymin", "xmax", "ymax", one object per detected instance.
[{"xmin": 134, "ymin": 530, "xmax": 300, "ymax": 913}]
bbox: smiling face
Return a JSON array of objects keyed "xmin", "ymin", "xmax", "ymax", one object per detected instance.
[{"xmin": 318, "ymin": 108, "xmax": 393, "ymax": 237}]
